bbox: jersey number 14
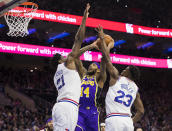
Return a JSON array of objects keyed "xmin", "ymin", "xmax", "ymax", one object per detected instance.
[{"xmin": 80, "ymin": 87, "xmax": 89, "ymax": 98}]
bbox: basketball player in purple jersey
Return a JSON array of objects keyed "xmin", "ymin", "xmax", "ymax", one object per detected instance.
[
  {"xmin": 74, "ymin": 38, "xmax": 114, "ymax": 130},
  {"xmin": 74, "ymin": 58, "xmax": 106, "ymax": 131},
  {"xmin": 96, "ymin": 25, "xmax": 144, "ymax": 131}
]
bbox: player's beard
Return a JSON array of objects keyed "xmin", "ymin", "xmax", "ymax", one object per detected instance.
[{"xmin": 87, "ymin": 70, "xmax": 96, "ymax": 76}]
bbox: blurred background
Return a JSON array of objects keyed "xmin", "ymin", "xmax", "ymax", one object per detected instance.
[{"xmin": 0, "ymin": 0, "xmax": 172, "ymax": 130}]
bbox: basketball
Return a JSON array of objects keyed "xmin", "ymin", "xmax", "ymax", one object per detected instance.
[{"xmin": 97, "ymin": 34, "xmax": 114, "ymax": 49}]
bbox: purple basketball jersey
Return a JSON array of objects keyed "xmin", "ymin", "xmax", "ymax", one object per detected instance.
[
  {"xmin": 79, "ymin": 75, "xmax": 98, "ymax": 108},
  {"xmin": 75, "ymin": 75, "xmax": 100, "ymax": 131}
]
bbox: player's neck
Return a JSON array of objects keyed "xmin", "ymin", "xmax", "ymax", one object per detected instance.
[
  {"xmin": 87, "ymin": 74, "xmax": 95, "ymax": 77},
  {"xmin": 86, "ymin": 72, "xmax": 96, "ymax": 77}
]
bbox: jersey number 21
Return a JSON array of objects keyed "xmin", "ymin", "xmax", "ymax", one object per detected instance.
[{"xmin": 57, "ymin": 75, "xmax": 65, "ymax": 90}]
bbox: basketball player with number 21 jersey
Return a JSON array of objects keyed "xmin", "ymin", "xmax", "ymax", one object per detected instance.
[
  {"xmin": 96, "ymin": 25, "xmax": 145, "ymax": 131},
  {"xmin": 51, "ymin": 4, "xmax": 93, "ymax": 131}
]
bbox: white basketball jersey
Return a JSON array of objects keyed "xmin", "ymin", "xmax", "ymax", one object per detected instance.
[
  {"xmin": 105, "ymin": 76, "xmax": 138, "ymax": 116},
  {"xmin": 54, "ymin": 63, "xmax": 81, "ymax": 103}
]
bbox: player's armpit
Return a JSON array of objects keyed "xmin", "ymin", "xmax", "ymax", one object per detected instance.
[
  {"xmin": 132, "ymin": 93, "xmax": 144, "ymax": 123},
  {"xmin": 74, "ymin": 58, "xmax": 87, "ymax": 79}
]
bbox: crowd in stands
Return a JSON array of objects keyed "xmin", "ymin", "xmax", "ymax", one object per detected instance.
[
  {"xmin": 135, "ymin": 80, "xmax": 171, "ymax": 130},
  {"xmin": 0, "ymin": 66, "xmax": 54, "ymax": 130},
  {"xmin": 0, "ymin": 64, "xmax": 172, "ymax": 130}
]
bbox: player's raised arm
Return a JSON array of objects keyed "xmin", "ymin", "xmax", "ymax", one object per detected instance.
[
  {"xmin": 65, "ymin": 3, "xmax": 90, "ymax": 68},
  {"xmin": 78, "ymin": 40, "xmax": 98, "ymax": 57},
  {"xmin": 97, "ymin": 56, "xmax": 107, "ymax": 88},
  {"xmin": 74, "ymin": 58, "xmax": 86, "ymax": 79},
  {"xmin": 132, "ymin": 93, "xmax": 144, "ymax": 123},
  {"xmin": 96, "ymin": 25, "xmax": 119, "ymax": 80},
  {"xmin": 70, "ymin": 3, "xmax": 90, "ymax": 57},
  {"xmin": 74, "ymin": 41, "xmax": 98, "ymax": 79}
]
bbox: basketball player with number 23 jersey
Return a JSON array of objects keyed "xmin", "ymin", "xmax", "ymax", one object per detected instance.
[
  {"xmin": 96, "ymin": 25, "xmax": 145, "ymax": 131},
  {"xmin": 51, "ymin": 4, "xmax": 91, "ymax": 131}
]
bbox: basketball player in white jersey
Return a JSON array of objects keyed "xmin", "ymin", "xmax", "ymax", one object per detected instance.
[
  {"xmin": 51, "ymin": 4, "xmax": 92, "ymax": 131},
  {"xmin": 96, "ymin": 26, "xmax": 144, "ymax": 131}
]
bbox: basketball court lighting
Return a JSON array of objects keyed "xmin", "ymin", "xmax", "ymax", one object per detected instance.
[
  {"xmin": 0, "ymin": 24, "xmax": 5, "ymax": 28},
  {"xmin": 83, "ymin": 36, "xmax": 97, "ymax": 43},
  {"xmin": 48, "ymin": 32, "xmax": 70, "ymax": 43},
  {"xmin": 28, "ymin": 28, "xmax": 36, "ymax": 35},
  {"xmin": 163, "ymin": 48, "xmax": 170, "ymax": 54},
  {"xmin": 167, "ymin": 47, "xmax": 172, "ymax": 52},
  {"xmin": 114, "ymin": 40, "xmax": 126, "ymax": 47},
  {"xmin": 137, "ymin": 42, "xmax": 155, "ymax": 49}
]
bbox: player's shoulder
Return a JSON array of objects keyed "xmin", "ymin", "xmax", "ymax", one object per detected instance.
[
  {"xmin": 66, "ymin": 52, "xmax": 74, "ymax": 61},
  {"xmin": 57, "ymin": 63, "xmax": 65, "ymax": 69},
  {"xmin": 130, "ymin": 80, "xmax": 139, "ymax": 92},
  {"xmin": 118, "ymin": 76, "xmax": 128, "ymax": 82},
  {"xmin": 121, "ymin": 76, "xmax": 138, "ymax": 88}
]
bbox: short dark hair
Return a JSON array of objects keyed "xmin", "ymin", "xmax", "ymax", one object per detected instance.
[
  {"xmin": 129, "ymin": 65, "xmax": 140, "ymax": 81},
  {"xmin": 50, "ymin": 53, "xmax": 62, "ymax": 68}
]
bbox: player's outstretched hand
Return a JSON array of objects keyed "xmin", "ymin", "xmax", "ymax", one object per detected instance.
[
  {"xmin": 95, "ymin": 25, "xmax": 115, "ymax": 53},
  {"xmin": 95, "ymin": 25, "xmax": 106, "ymax": 50},
  {"xmin": 95, "ymin": 25, "xmax": 104, "ymax": 39},
  {"xmin": 84, "ymin": 3, "xmax": 90, "ymax": 18}
]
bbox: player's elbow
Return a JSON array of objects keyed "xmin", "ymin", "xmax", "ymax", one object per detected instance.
[
  {"xmin": 75, "ymin": 35, "xmax": 83, "ymax": 43},
  {"xmin": 70, "ymin": 52, "xmax": 79, "ymax": 58},
  {"xmin": 138, "ymin": 107, "xmax": 144, "ymax": 116}
]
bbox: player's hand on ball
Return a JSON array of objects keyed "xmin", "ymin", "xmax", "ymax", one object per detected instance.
[{"xmin": 95, "ymin": 25, "xmax": 114, "ymax": 50}]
